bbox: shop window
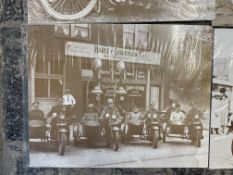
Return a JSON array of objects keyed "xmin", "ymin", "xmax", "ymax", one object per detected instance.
[
  {"xmin": 35, "ymin": 56, "xmax": 48, "ymax": 74},
  {"xmin": 35, "ymin": 58, "xmax": 64, "ymax": 99},
  {"xmin": 125, "ymin": 62, "xmax": 135, "ymax": 80},
  {"xmin": 123, "ymin": 24, "xmax": 149, "ymax": 49},
  {"xmin": 35, "ymin": 78, "xmax": 48, "ymax": 98},
  {"xmin": 123, "ymin": 24, "xmax": 135, "ymax": 48},
  {"xmin": 136, "ymin": 25, "xmax": 149, "ymax": 48},
  {"xmin": 81, "ymin": 58, "xmax": 92, "ymax": 70},
  {"xmin": 50, "ymin": 79, "xmax": 63, "ymax": 98},
  {"xmin": 101, "ymin": 60, "xmax": 112, "ymax": 78},
  {"xmin": 54, "ymin": 24, "xmax": 70, "ymax": 36},
  {"xmin": 71, "ymin": 24, "xmax": 90, "ymax": 39},
  {"xmin": 50, "ymin": 59, "xmax": 64, "ymax": 75}
]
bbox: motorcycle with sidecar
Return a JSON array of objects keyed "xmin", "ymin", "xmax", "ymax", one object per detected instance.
[
  {"xmin": 122, "ymin": 110, "xmax": 160, "ymax": 149},
  {"xmin": 161, "ymin": 110, "xmax": 203, "ymax": 147},
  {"xmin": 29, "ymin": 107, "xmax": 73, "ymax": 155}
]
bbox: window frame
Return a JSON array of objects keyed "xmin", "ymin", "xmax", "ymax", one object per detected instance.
[{"xmin": 35, "ymin": 60, "xmax": 64, "ymax": 100}]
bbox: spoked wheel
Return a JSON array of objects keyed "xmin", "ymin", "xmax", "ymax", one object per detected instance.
[
  {"xmin": 94, "ymin": 0, "xmax": 101, "ymax": 14},
  {"xmin": 40, "ymin": 0, "xmax": 98, "ymax": 20},
  {"xmin": 109, "ymin": 0, "xmax": 128, "ymax": 5},
  {"xmin": 152, "ymin": 130, "xmax": 158, "ymax": 149},
  {"xmin": 59, "ymin": 133, "xmax": 67, "ymax": 155},
  {"xmin": 112, "ymin": 131, "xmax": 120, "ymax": 151},
  {"xmin": 162, "ymin": 130, "xmax": 166, "ymax": 143}
]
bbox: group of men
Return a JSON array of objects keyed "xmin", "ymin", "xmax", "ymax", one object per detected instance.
[{"xmin": 30, "ymin": 87, "xmax": 203, "ymax": 143}]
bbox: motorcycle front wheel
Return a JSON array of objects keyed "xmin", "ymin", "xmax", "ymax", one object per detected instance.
[
  {"xmin": 59, "ymin": 133, "xmax": 67, "ymax": 155},
  {"xmin": 112, "ymin": 131, "xmax": 120, "ymax": 151},
  {"xmin": 152, "ymin": 130, "xmax": 158, "ymax": 149},
  {"xmin": 40, "ymin": 0, "xmax": 98, "ymax": 20},
  {"xmin": 196, "ymin": 130, "xmax": 201, "ymax": 148}
]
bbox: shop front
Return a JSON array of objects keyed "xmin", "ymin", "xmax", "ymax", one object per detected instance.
[
  {"xmin": 30, "ymin": 36, "xmax": 167, "ymax": 117},
  {"xmin": 65, "ymin": 41, "xmax": 163, "ymax": 116}
]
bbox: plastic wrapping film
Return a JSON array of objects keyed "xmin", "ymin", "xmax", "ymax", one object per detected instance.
[
  {"xmin": 213, "ymin": 0, "xmax": 233, "ymax": 26},
  {"xmin": 28, "ymin": 0, "xmax": 215, "ymax": 24},
  {"xmin": 27, "ymin": 24, "xmax": 212, "ymax": 168},
  {"xmin": 209, "ymin": 29, "xmax": 233, "ymax": 169}
]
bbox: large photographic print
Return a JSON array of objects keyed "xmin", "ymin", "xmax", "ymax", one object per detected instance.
[
  {"xmin": 28, "ymin": 24, "xmax": 212, "ymax": 168},
  {"xmin": 28, "ymin": 0, "xmax": 215, "ymax": 24},
  {"xmin": 210, "ymin": 29, "xmax": 233, "ymax": 169},
  {"xmin": 213, "ymin": 0, "xmax": 233, "ymax": 26}
]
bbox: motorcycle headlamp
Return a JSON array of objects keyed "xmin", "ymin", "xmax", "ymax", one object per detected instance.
[
  {"xmin": 194, "ymin": 114, "xmax": 199, "ymax": 119},
  {"xmin": 152, "ymin": 114, "xmax": 157, "ymax": 119},
  {"xmin": 112, "ymin": 114, "xmax": 117, "ymax": 119},
  {"xmin": 106, "ymin": 113, "xmax": 109, "ymax": 118},
  {"xmin": 59, "ymin": 114, "xmax": 65, "ymax": 120}
]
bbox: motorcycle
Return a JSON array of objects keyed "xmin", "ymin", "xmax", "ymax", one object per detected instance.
[
  {"xmin": 147, "ymin": 113, "xmax": 160, "ymax": 149},
  {"xmin": 39, "ymin": 0, "xmax": 128, "ymax": 20},
  {"xmin": 187, "ymin": 112, "xmax": 203, "ymax": 147},
  {"xmin": 104, "ymin": 111, "xmax": 122, "ymax": 151},
  {"xmin": 122, "ymin": 111, "xmax": 160, "ymax": 149},
  {"xmin": 162, "ymin": 110, "xmax": 203, "ymax": 148},
  {"xmin": 50, "ymin": 107, "xmax": 74, "ymax": 155}
]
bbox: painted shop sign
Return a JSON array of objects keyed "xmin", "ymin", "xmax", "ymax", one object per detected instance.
[
  {"xmin": 65, "ymin": 41, "xmax": 161, "ymax": 65},
  {"xmin": 126, "ymin": 85, "xmax": 145, "ymax": 97}
]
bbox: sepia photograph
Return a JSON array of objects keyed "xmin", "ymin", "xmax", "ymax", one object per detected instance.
[
  {"xmin": 28, "ymin": 24, "xmax": 212, "ymax": 168},
  {"xmin": 210, "ymin": 29, "xmax": 233, "ymax": 169},
  {"xmin": 213, "ymin": 0, "xmax": 233, "ymax": 26},
  {"xmin": 28, "ymin": 0, "xmax": 215, "ymax": 24}
]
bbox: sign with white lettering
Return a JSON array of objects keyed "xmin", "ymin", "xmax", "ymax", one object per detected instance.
[
  {"xmin": 126, "ymin": 85, "xmax": 145, "ymax": 97},
  {"xmin": 65, "ymin": 42, "xmax": 161, "ymax": 65}
]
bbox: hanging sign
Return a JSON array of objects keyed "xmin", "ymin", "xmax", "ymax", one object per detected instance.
[{"xmin": 65, "ymin": 42, "xmax": 161, "ymax": 65}]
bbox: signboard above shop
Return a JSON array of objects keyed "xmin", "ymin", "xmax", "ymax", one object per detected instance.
[{"xmin": 65, "ymin": 42, "xmax": 161, "ymax": 65}]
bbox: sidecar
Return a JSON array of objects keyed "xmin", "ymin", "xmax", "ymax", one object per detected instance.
[{"xmin": 29, "ymin": 119, "xmax": 50, "ymax": 143}]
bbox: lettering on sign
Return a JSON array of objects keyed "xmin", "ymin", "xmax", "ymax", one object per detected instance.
[{"xmin": 65, "ymin": 42, "xmax": 161, "ymax": 65}]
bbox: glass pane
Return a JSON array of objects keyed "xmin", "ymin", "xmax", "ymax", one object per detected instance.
[
  {"xmin": 137, "ymin": 32, "xmax": 148, "ymax": 48},
  {"xmin": 35, "ymin": 78, "xmax": 48, "ymax": 98},
  {"xmin": 138, "ymin": 25, "xmax": 149, "ymax": 32},
  {"xmin": 123, "ymin": 32, "xmax": 134, "ymax": 48},
  {"xmin": 50, "ymin": 59, "xmax": 64, "ymax": 75},
  {"xmin": 81, "ymin": 58, "xmax": 92, "ymax": 70},
  {"xmin": 50, "ymin": 79, "xmax": 63, "ymax": 98},
  {"xmin": 123, "ymin": 24, "xmax": 135, "ymax": 33},
  {"xmin": 35, "ymin": 57, "xmax": 48, "ymax": 74},
  {"xmin": 72, "ymin": 26, "xmax": 89, "ymax": 39},
  {"xmin": 54, "ymin": 24, "xmax": 70, "ymax": 36}
]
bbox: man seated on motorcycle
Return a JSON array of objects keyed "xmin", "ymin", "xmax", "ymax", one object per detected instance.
[
  {"xmin": 100, "ymin": 98, "xmax": 122, "ymax": 147},
  {"xmin": 170, "ymin": 104, "xmax": 186, "ymax": 123},
  {"xmin": 82, "ymin": 103, "xmax": 99, "ymax": 124},
  {"xmin": 128, "ymin": 106, "xmax": 144, "ymax": 125},
  {"xmin": 81, "ymin": 103, "xmax": 99, "ymax": 147},
  {"xmin": 146, "ymin": 102, "xmax": 161, "ymax": 139},
  {"xmin": 187, "ymin": 101, "xmax": 204, "ymax": 138},
  {"xmin": 62, "ymin": 89, "xmax": 76, "ymax": 118}
]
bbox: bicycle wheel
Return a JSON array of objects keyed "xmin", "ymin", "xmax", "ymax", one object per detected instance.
[
  {"xmin": 40, "ymin": 0, "xmax": 98, "ymax": 20},
  {"xmin": 109, "ymin": 0, "xmax": 127, "ymax": 5}
]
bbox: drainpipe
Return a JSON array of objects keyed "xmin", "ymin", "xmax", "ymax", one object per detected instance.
[{"xmin": 146, "ymin": 68, "xmax": 151, "ymax": 111}]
